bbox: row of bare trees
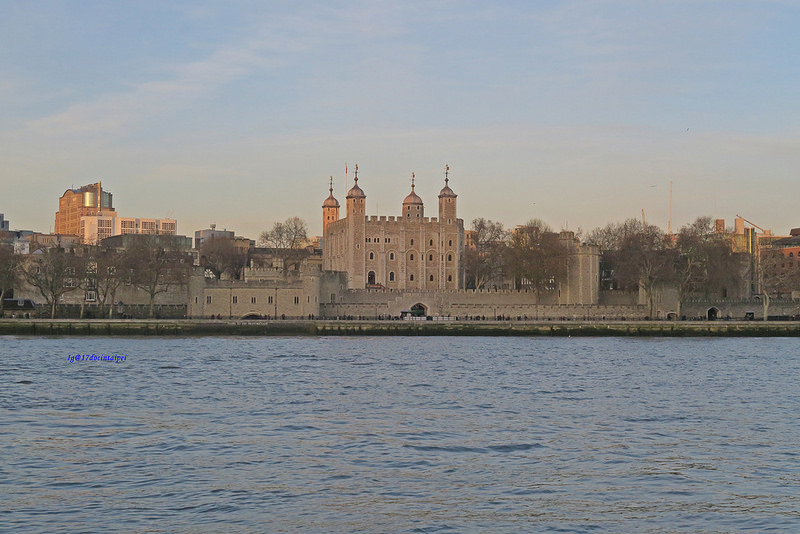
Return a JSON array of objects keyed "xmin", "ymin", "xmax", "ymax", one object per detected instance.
[
  {"xmin": 0, "ymin": 235, "xmax": 192, "ymax": 318},
  {"xmin": 464, "ymin": 216, "xmax": 750, "ymax": 317},
  {"xmin": 197, "ymin": 217, "xmax": 310, "ymax": 281},
  {"xmin": 463, "ymin": 218, "xmax": 569, "ymax": 293},
  {"xmin": 586, "ymin": 216, "xmax": 744, "ymax": 317}
]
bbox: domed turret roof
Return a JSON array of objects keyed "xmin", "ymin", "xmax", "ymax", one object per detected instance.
[
  {"xmin": 403, "ymin": 185, "xmax": 423, "ymax": 206},
  {"xmin": 322, "ymin": 191, "xmax": 339, "ymax": 208},
  {"xmin": 403, "ymin": 172, "xmax": 423, "ymax": 205},
  {"xmin": 346, "ymin": 177, "xmax": 365, "ymax": 199},
  {"xmin": 322, "ymin": 178, "xmax": 340, "ymax": 207},
  {"xmin": 438, "ymin": 181, "xmax": 456, "ymax": 198},
  {"xmin": 439, "ymin": 166, "xmax": 456, "ymax": 198}
]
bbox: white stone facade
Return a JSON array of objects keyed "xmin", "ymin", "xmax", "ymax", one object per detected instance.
[
  {"xmin": 322, "ymin": 171, "xmax": 464, "ymax": 291},
  {"xmin": 80, "ymin": 215, "xmax": 177, "ymax": 245}
]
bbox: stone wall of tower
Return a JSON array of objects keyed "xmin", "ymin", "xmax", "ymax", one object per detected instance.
[
  {"xmin": 438, "ymin": 194, "xmax": 457, "ymax": 224},
  {"xmin": 322, "ymin": 205, "xmax": 339, "ymax": 235},
  {"xmin": 322, "ymin": 175, "xmax": 464, "ymax": 291},
  {"xmin": 323, "ymin": 218, "xmax": 348, "ymax": 272},
  {"xmin": 359, "ymin": 215, "xmax": 462, "ymax": 291},
  {"xmin": 346, "ymin": 194, "xmax": 366, "ymax": 289}
]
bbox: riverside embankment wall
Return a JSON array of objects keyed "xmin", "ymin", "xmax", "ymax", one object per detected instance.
[
  {"xmin": 321, "ymin": 288, "xmax": 649, "ymax": 320},
  {"xmin": 2, "ymin": 319, "xmax": 800, "ymax": 337}
]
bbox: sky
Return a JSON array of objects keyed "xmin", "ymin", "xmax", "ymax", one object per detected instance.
[{"xmin": 2, "ymin": 0, "xmax": 799, "ymax": 240}]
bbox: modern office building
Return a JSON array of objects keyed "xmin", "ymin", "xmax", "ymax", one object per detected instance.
[
  {"xmin": 80, "ymin": 215, "xmax": 177, "ymax": 245},
  {"xmin": 54, "ymin": 182, "xmax": 115, "ymax": 237}
]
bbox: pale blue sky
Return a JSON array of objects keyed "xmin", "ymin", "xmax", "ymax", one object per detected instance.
[{"xmin": 2, "ymin": 1, "xmax": 799, "ymax": 239}]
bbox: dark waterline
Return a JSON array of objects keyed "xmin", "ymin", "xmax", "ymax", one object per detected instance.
[{"xmin": 2, "ymin": 336, "xmax": 799, "ymax": 532}]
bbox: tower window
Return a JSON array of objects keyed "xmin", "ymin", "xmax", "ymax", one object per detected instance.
[
  {"xmin": 449, "ymin": 240, "xmax": 452, "ymax": 246},
  {"xmin": 410, "ymin": 239, "xmax": 414, "ymax": 246},
  {"xmin": 389, "ymin": 252, "xmax": 395, "ymax": 260},
  {"xmin": 410, "ymin": 253, "xmax": 414, "ymax": 261},
  {"xmin": 369, "ymin": 252, "xmax": 374, "ymax": 260},
  {"xmin": 428, "ymin": 254, "xmax": 433, "ymax": 261},
  {"xmin": 448, "ymin": 275, "xmax": 453, "ymax": 282},
  {"xmin": 429, "ymin": 275, "xmax": 434, "ymax": 282},
  {"xmin": 410, "ymin": 274, "xmax": 414, "ymax": 281},
  {"xmin": 448, "ymin": 254, "xmax": 453, "ymax": 262},
  {"xmin": 389, "ymin": 272, "xmax": 395, "ymax": 281},
  {"xmin": 429, "ymin": 239, "xmax": 433, "ymax": 246}
]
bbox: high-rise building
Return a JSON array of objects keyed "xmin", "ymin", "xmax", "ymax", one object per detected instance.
[
  {"xmin": 0, "ymin": 213, "xmax": 9, "ymax": 232},
  {"xmin": 54, "ymin": 182, "xmax": 115, "ymax": 236}
]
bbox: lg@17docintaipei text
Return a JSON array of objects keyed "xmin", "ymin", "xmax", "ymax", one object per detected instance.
[{"xmin": 67, "ymin": 354, "xmax": 127, "ymax": 363}]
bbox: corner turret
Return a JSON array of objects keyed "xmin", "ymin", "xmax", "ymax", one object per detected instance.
[{"xmin": 402, "ymin": 172, "xmax": 424, "ymax": 219}]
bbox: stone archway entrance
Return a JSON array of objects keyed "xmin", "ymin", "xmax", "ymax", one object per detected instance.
[
  {"xmin": 410, "ymin": 303, "xmax": 427, "ymax": 317},
  {"xmin": 707, "ymin": 307, "xmax": 720, "ymax": 320},
  {"xmin": 367, "ymin": 271, "xmax": 376, "ymax": 285}
]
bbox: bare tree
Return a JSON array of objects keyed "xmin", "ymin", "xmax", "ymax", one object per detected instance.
[
  {"xmin": 759, "ymin": 248, "xmax": 800, "ymax": 298},
  {"xmin": 463, "ymin": 218, "xmax": 509, "ymax": 289},
  {"xmin": 585, "ymin": 218, "xmax": 644, "ymax": 252},
  {"xmin": 614, "ymin": 221, "xmax": 674, "ymax": 318},
  {"xmin": 126, "ymin": 236, "xmax": 192, "ymax": 318},
  {"xmin": 673, "ymin": 216, "xmax": 743, "ymax": 317},
  {"xmin": 80, "ymin": 245, "xmax": 128, "ymax": 318},
  {"xmin": 0, "ymin": 241, "xmax": 20, "ymax": 316},
  {"xmin": 506, "ymin": 220, "xmax": 567, "ymax": 295},
  {"xmin": 200, "ymin": 237, "xmax": 248, "ymax": 280},
  {"xmin": 259, "ymin": 217, "xmax": 309, "ymax": 276},
  {"xmin": 20, "ymin": 247, "xmax": 80, "ymax": 318}
]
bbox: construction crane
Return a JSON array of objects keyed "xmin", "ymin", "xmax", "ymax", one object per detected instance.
[{"xmin": 735, "ymin": 214, "xmax": 767, "ymax": 233}]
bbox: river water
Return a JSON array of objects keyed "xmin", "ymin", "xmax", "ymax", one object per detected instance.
[{"xmin": 1, "ymin": 336, "xmax": 799, "ymax": 532}]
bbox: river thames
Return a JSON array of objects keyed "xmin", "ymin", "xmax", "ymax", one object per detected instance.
[{"xmin": 2, "ymin": 336, "xmax": 799, "ymax": 532}]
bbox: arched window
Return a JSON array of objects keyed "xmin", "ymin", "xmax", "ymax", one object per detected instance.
[
  {"xmin": 389, "ymin": 272, "xmax": 395, "ymax": 281},
  {"xmin": 429, "ymin": 275, "xmax": 434, "ymax": 282},
  {"xmin": 389, "ymin": 252, "xmax": 395, "ymax": 260},
  {"xmin": 410, "ymin": 253, "xmax": 415, "ymax": 261},
  {"xmin": 410, "ymin": 238, "xmax": 414, "ymax": 246},
  {"xmin": 447, "ymin": 254, "xmax": 453, "ymax": 261},
  {"xmin": 369, "ymin": 252, "xmax": 374, "ymax": 260},
  {"xmin": 448, "ymin": 239, "xmax": 452, "ymax": 246},
  {"xmin": 448, "ymin": 275, "xmax": 452, "ymax": 282},
  {"xmin": 428, "ymin": 254, "xmax": 433, "ymax": 261},
  {"xmin": 429, "ymin": 239, "xmax": 433, "ymax": 246},
  {"xmin": 410, "ymin": 274, "xmax": 415, "ymax": 281},
  {"xmin": 368, "ymin": 271, "xmax": 376, "ymax": 285}
]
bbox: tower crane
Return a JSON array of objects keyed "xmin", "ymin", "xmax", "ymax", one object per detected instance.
[{"xmin": 735, "ymin": 215, "xmax": 767, "ymax": 233}]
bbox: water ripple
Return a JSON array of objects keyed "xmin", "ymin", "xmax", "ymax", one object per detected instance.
[{"xmin": 1, "ymin": 336, "xmax": 799, "ymax": 532}]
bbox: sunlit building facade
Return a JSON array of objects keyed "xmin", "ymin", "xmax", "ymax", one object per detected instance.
[
  {"xmin": 54, "ymin": 182, "xmax": 115, "ymax": 237},
  {"xmin": 322, "ymin": 167, "xmax": 464, "ymax": 290}
]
